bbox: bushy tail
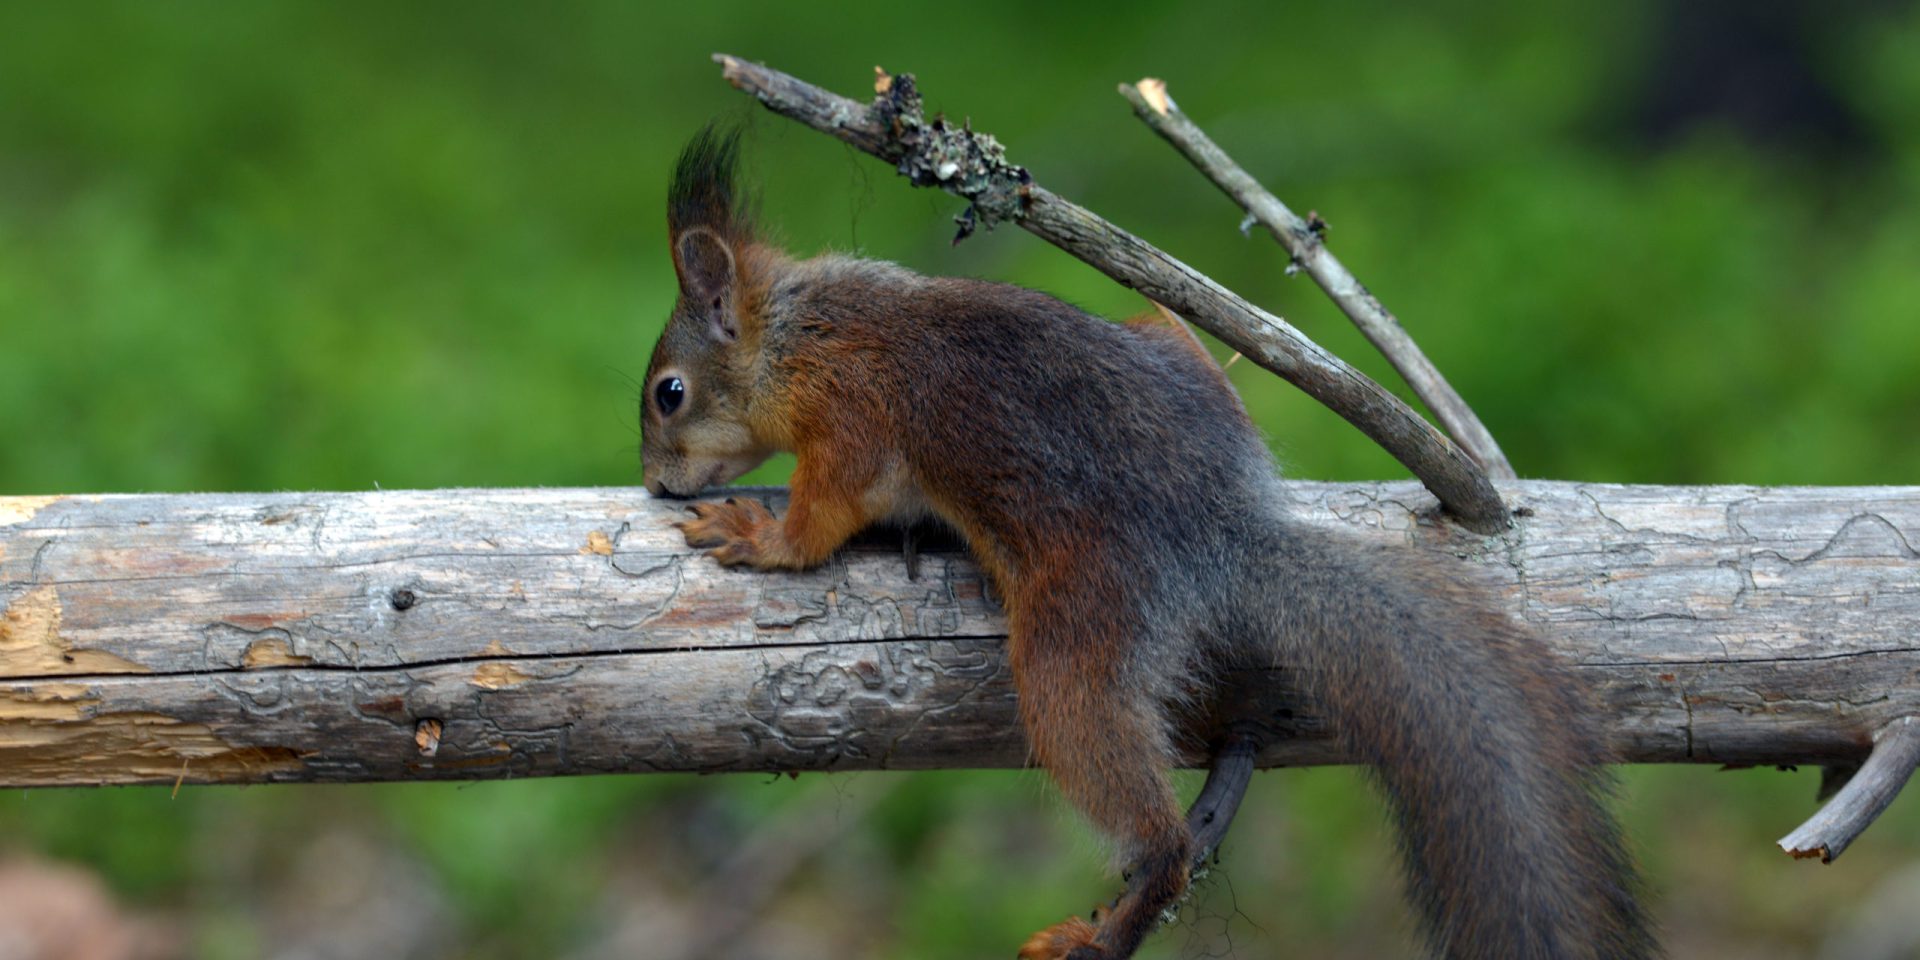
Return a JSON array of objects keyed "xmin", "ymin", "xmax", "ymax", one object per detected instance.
[{"xmin": 1257, "ymin": 524, "xmax": 1655, "ymax": 959}]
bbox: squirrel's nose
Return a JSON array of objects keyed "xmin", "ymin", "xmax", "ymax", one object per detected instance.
[{"xmin": 647, "ymin": 478, "xmax": 692, "ymax": 500}]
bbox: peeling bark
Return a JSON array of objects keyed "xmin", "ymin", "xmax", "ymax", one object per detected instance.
[{"xmin": 0, "ymin": 482, "xmax": 1914, "ymax": 787}]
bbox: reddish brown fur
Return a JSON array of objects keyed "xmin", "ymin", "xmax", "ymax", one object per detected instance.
[{"xmin": 641, "ymin": 128, "xmax": 1653, "ymax": 960}]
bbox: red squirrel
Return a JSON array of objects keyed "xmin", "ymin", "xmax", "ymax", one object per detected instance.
[{"xmin": 640, "ymin": 127, "xmax": 1653, "ymax": 960}]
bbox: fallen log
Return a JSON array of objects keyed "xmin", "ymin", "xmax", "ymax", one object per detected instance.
[{"xmin": 1, "ymin": 482, "xmax": 1914, "ymax": 795}]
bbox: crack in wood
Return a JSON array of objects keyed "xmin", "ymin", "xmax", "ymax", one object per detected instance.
[{"xmin": 0, "ymin": 633, "xmax": 1015, "ymax": 685}]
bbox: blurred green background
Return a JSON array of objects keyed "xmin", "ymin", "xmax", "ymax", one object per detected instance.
[{"xmin": 3, "ymin": 3, "xmax": 1919, "ymax": 958}]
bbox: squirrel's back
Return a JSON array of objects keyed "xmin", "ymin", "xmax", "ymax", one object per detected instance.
[{"xmin": 759, "ymin": 260, "xmax": 1274, "ymax": 584}]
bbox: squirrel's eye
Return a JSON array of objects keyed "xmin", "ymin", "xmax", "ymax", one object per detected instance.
[{"xmin": 654, "ymin": 377, "xmax": 686, "ymax": 416}]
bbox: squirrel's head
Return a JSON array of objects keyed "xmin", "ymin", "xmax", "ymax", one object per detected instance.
[{"xmin": 641, "ymin": 125, "xmax": 778, "ymax": 498}]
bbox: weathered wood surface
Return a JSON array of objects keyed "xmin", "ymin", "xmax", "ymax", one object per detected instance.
[{"xmin": 0, "ymin": 482, "xmax": 1915, "ymax": 788}]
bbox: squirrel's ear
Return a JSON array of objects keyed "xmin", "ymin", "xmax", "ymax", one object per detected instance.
[{"xmin": 674, "ymin": 228, "xmax": 739, "ymax": 342}]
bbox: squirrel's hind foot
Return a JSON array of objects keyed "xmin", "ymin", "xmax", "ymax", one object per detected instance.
[{"xmin": 1017, "ymin": 916, "xmax": 1106, "ymax": 960}]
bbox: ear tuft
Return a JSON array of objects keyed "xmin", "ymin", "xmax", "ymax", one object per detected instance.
[
  {"xmin": 668, "ymin": 124, "xmax": 749, "ymax": 343},
  {"xmin": 669, "ymin": 124, "xmax": 743, "ymax": 238}
]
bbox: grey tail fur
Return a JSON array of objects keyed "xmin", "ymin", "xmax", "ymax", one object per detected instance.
[{"xmin": 1246, "ymin": 519, "xmax": 1656, "ymax": 959}]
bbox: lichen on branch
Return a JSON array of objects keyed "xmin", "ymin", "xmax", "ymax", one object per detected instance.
[{"xmin": 869, "ymin": 69, "xmax": 1031, "ymax": 243}]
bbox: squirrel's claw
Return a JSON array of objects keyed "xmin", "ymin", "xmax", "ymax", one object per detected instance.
[{"xmin": 674, "ymin": 497, "xmax": 779, "ymax": 567}]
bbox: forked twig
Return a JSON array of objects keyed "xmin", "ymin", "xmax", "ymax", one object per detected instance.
[
  {"xmin": 713, "ymin": 54, "xmax": 1509, "ymax": 533},
  {"xmin": 1779, "ymin": 715, "xmax": 1920, "ymax": 863},
  {"xmin": 1121, "ymin": 79, "xmax": 1516, "ymax": 480}
]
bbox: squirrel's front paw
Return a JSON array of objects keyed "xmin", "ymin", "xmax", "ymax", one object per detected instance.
[
  {"xmin": 1017, "ymin": 916, "xmax": 1106, "ymax": 960},
  {"xmin": 675, "ymin": 497, "xmax": 778, "ymax": 567}
]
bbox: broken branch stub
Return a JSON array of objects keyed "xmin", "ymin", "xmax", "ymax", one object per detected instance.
[
  {"xmin": 1778, "ymin": 715, "xmax": 1920, "ymax": 863},
  {"xmin": 713, "ymin": 54, "xmax": 1508, "ymax": 533}
]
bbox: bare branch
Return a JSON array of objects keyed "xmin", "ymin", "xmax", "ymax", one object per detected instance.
[
  {"xmin": 1186, "ymin": 728, "xmax": 1260, "ymax": 857},
  {"xmin": 8, "ymin": 483, "xmax": 1919, "ymax": 857},
  {"xmin": 712, "ymin": 54, "xmax": 1509, "ymax": 533},
  {"xmin": 1, "ymin": 483, "xmax": 1916, "ymax": 771},
  {"xmin": 1120, "ymin": 79, "xmax": 1516, "ymax": 480},
  {"xmin": 1779, "ymin": 716, "xmax": 1920, "ymax": 863}
]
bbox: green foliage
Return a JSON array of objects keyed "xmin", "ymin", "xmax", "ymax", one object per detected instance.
[{"xmin": 2, "ymin": 3, "xmax": 1918, "ymax": 956}]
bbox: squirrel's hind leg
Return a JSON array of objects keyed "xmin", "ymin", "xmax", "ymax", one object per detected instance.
[{"xmin": 1010, "ymin": 599, "xmax": 1193, "ymax": 960}]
